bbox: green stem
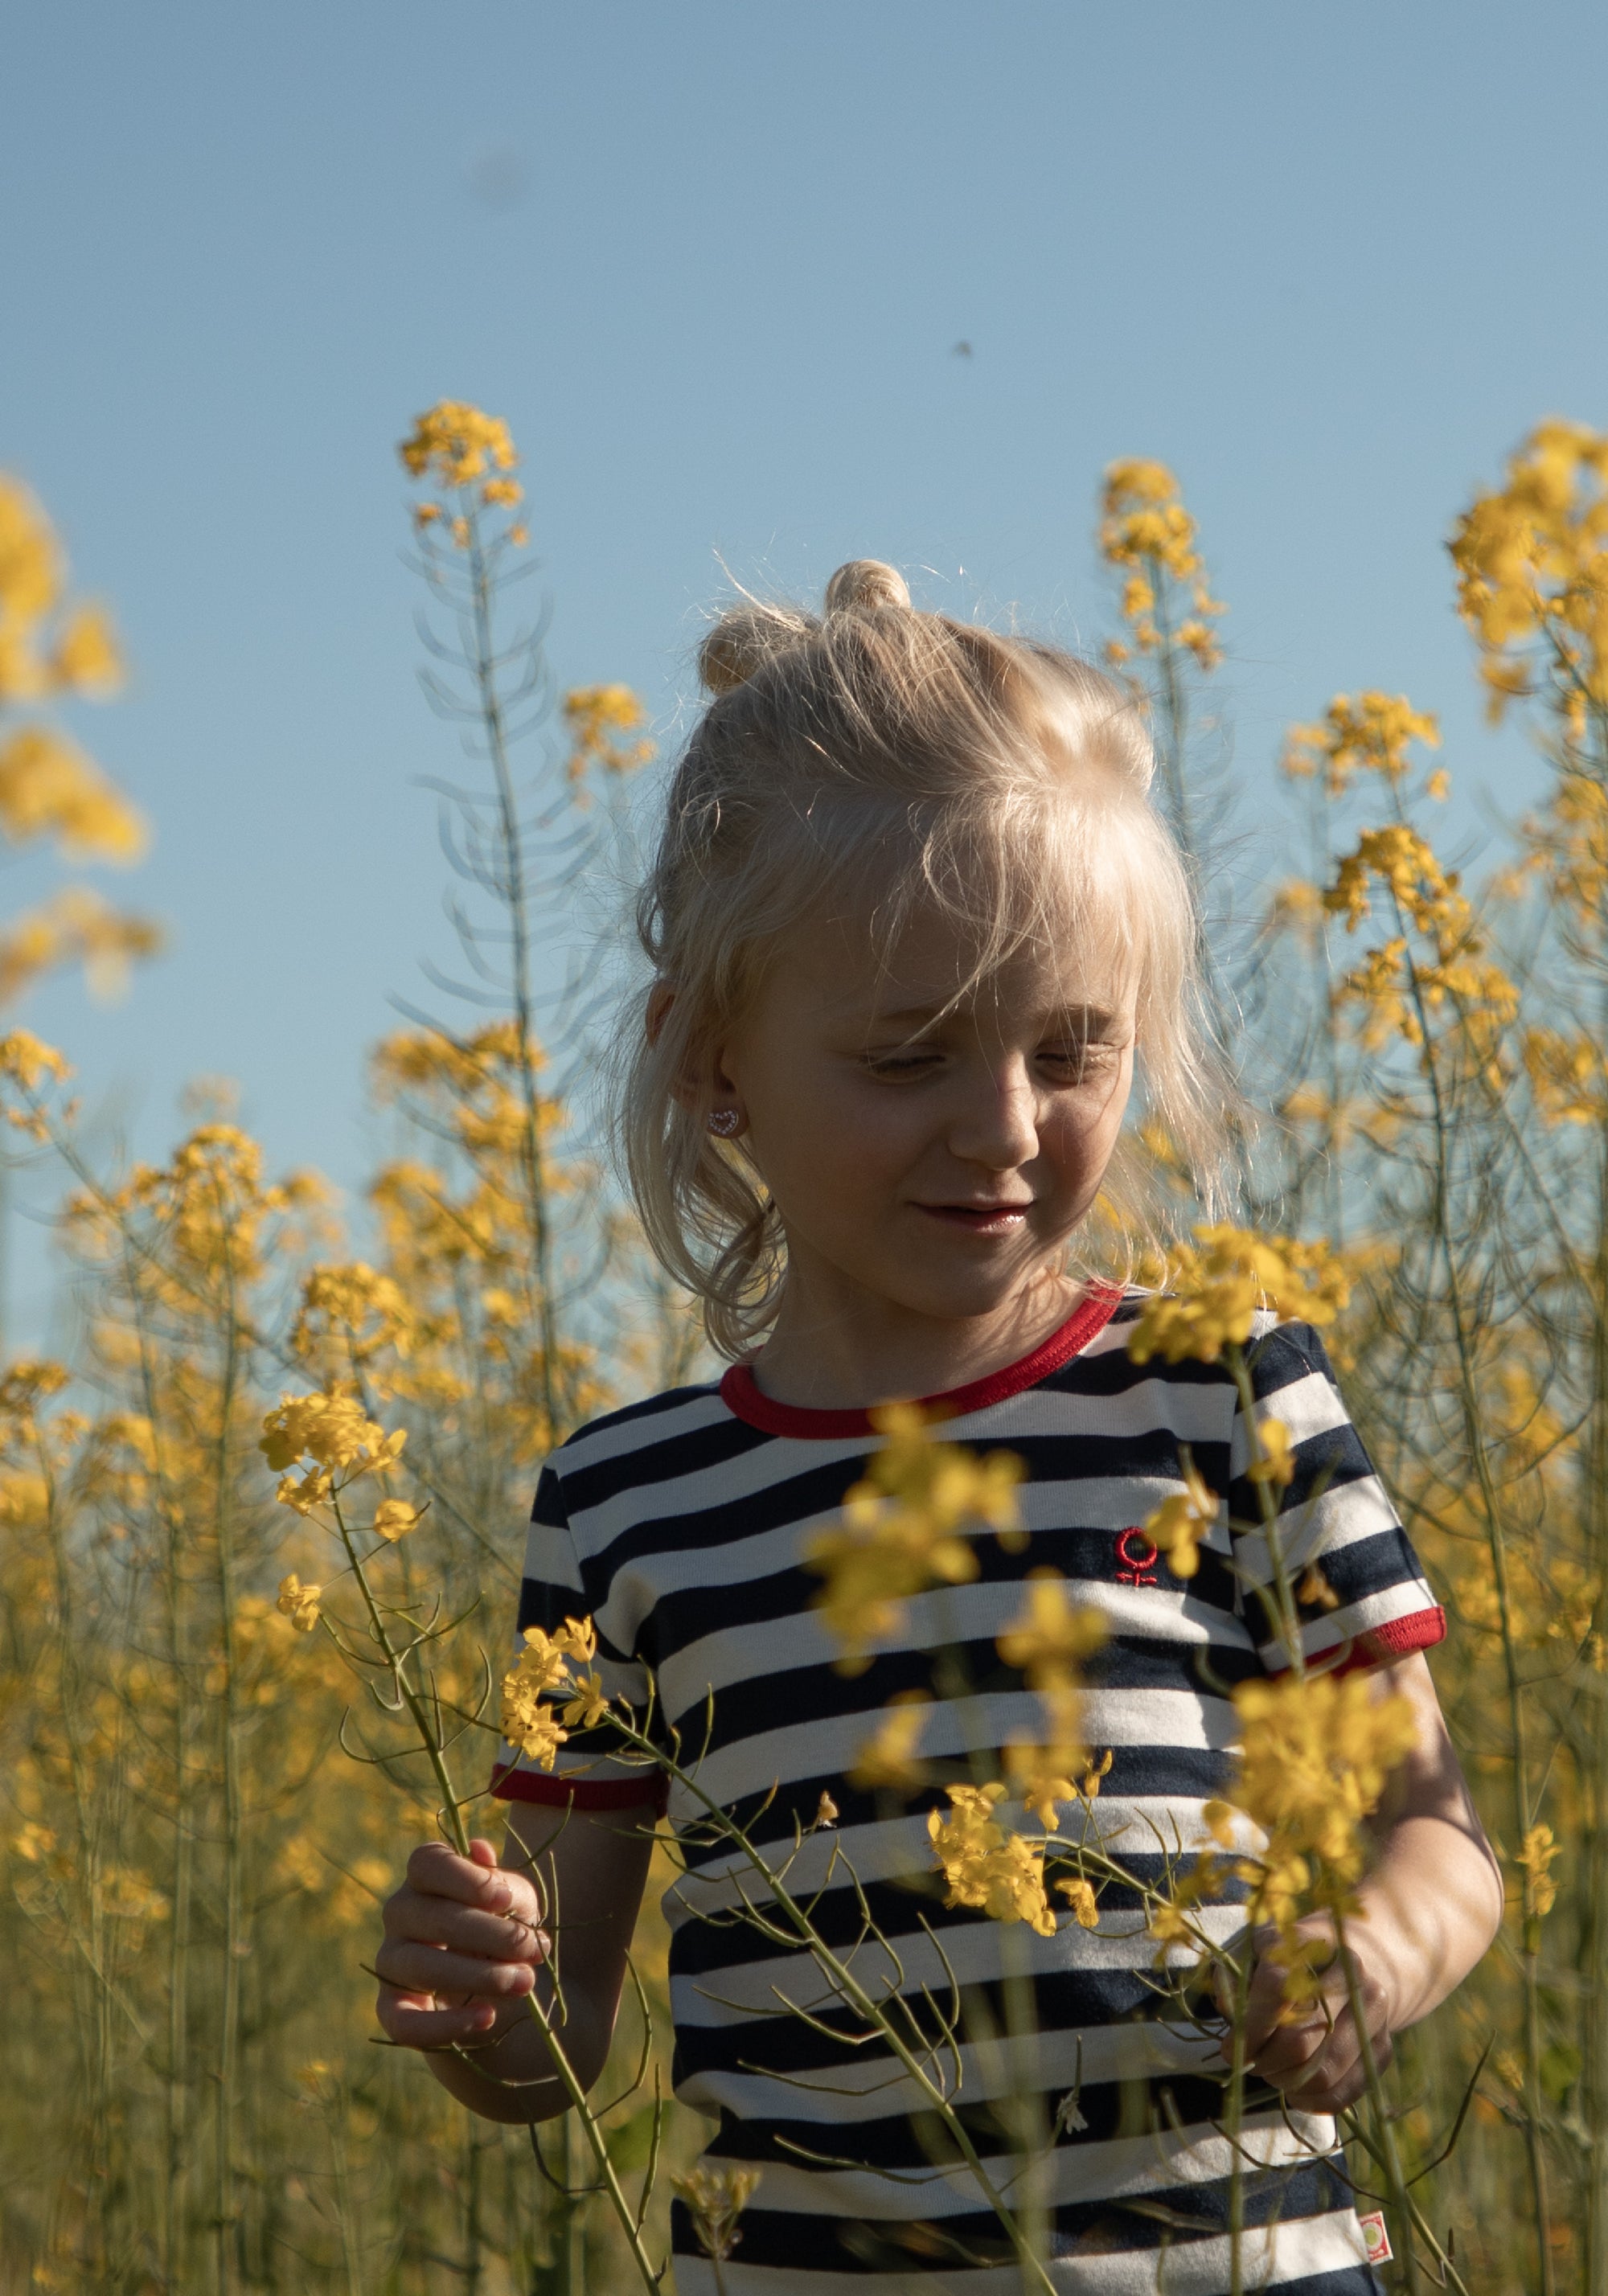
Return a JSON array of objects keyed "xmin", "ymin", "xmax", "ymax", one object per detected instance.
[
  {"xmin": 606, "ymin": 1716, "xmax": 1059, "ymax": 2294},
  {"xmin": 1337, "ymin": 1928, "xmax": 1419, "ymax": 2296},
  {"xmin": 1394, "ymin": 928, "xmax": 1555, "ymax": 2293},
  {"xmin": 464, "ymin": 510, "xmax": 566, "ymax": 1445}
]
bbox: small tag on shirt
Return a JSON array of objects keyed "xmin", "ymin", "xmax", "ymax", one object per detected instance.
[{"xmin": 1357, "ymin": 2210, "xmax": 1393, "ymax": 2264}]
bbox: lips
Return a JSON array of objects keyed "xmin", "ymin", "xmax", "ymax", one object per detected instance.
[{"xmin": 916, "ymin": 1203, "xmax": 1032, "ymax": 1232}]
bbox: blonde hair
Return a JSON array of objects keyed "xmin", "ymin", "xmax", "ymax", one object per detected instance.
[{"xmin": 619, "ymin": 560, "xmax": 1231, "ymax": 1359}]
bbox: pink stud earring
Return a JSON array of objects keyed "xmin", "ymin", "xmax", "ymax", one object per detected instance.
[{"xmin": 707, "ymin": 1106, "xmax": 743, "ymax": 1138}]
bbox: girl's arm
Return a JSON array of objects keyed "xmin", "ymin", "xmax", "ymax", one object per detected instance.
[
  {"xmin": 1231, "ymin": 1650, "xmax": 1503, "ymax": 2110},
  {"xmin": 374, "ymin": 1800, "xmax": 658, "ymax": 2125}
]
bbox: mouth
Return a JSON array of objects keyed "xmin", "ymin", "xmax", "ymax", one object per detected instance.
[{"xmin": 915, "ymin": 1202, "xmax": 1034, "ymax": 1235}]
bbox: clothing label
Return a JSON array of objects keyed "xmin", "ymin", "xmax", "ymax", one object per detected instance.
[{"xmin": 1358, "ymin": 2209, "xmax": 1393, "ymax": 2264}]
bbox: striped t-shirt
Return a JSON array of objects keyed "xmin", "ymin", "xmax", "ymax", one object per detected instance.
[{"xmin": 493, "ymin": 1288, "xmax": 1443, "ymax": 2295}]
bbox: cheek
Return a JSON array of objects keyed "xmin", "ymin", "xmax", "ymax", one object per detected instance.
[
  {"xmin": 1041, "ymin": 1091, "xmax": 1127, "ymax": 1185},
  {"xmin": 748, "ymin": 1072, "xmax": 922, "ymax": 1210}
]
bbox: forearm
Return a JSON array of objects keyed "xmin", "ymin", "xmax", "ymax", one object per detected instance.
[
  {"xmin": 425, "ymin": 1987, "xmax": 616, "ymax": 2125},
  {"xmin": 1353, "ymin": 1808, "xmax": 1503, "ymax": 2032}
]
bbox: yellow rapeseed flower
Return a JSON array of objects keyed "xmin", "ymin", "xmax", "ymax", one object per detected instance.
[
  {"xmin": 0, "ymin": 726, "xmax": 147, "ymax": 863},
  {"xmin": 671, "ymin": 2165, "xmax": 762, "ymax": 2265},
  {"xmin": 260, "ymin": 1388, "xmax": 404, "ymax": 1476},
  {"xmin": 398, "ymin": 400, "xmax": 519, "ymax": 491},
  {"xmin": 1245, "ymin": 1417, "xmax": 1296, "ymax": 1490},
  {"xmin": 498, "ymin": 1617, "xmax": 599, "ymax": 1766},
  {"xmin": 0, "ymin": 886, "xmax": 161, "ymax": 1006},
  {"xmin": 1143, "ymin": 1458, "xmax": 1220, "ymax": 1577},
  {"xmin": 996, "ymin": 1568, "xmax": 1109, "ymax": 1683},
  {"xmin": 560, "ymin": 1671, "xmax": 609, "ymax": 1731},
  {"xmin": 1517, "ymin": 1822, "xmax": 1561, "ymax": 1921},
  {"xmin": 1099, "ymin": 459, "xmax": 1225, "ymax": 667},
  {"xmin": 927, "ymin": 1781, "xmax": 1057, "ymax": 1936},
  {"xmin": 1213, "ymin": 1671, "xmax": 1418, "ymax": 1985},
  {"xmin": 849, "ymin": 1691, "xmax": 932, "ymax": 1793},
  {"xmin": 806, "ymin": 1405, "xmax": 1024, "ymax": 1670},
  {"xmin": 1126, "ymin": 1225, "xmax": 1351, "ymax": 1366},
  {"xmin": 371, "ymin": 1499, "xmax": 420, "ymax": 1542},
  {"xmin": 562, "ymin": 684, "xmax": 655, "ymax": 781},
  {"xmin": 50, "ymin": 605, "xmax": 121, "ymax": 698},
  {"xmin": 1524, "ymin": 1027, "xmax": 1607, "ymax": 1125},
  {"xmin": 277, "ymin": 1573, "xmax": 322, "ymax": 1632},
  {"xmin": 1055, "ymin": 1875, "xmax": 1100, "ymax": 1928},
  {"xmin": 1450, "ymin": 417, "xmax": 1608, "ymax": 722},
  {"xmin": 1283, "ymin": 692, "xmax": 1440, "ymax": 793}
]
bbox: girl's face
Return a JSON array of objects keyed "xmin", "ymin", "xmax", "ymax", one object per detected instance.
[{"xmin": 715, "ymin": 900, "xmax": 1135, "ymax": 1334}]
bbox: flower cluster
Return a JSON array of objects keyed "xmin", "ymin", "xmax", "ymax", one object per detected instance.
[
  {"xmin": 1143, "ymin": 1457, "xmax": 1220, "ymax": 1579},
  {"xmin": 0, "ymin": 476, "xmax": 123, "ymax": 707},
  {"xmin": 259, "ymin": 1387, "xmax": 408, "ymax": 1516},
  {"xmin": 1518, "ymin": 1821, "xmax": 1561, "ymax": 1922},
  {"xmin": 1283, "ymin": 691, "xmax": 1442, "ymax": 797},
  {"xmin": 0, "ymin": 724, "xmax": 146, "ymax": 864},
  {"xmin": 0, "ymin": 472, "xmax": 158, "ymax": 1008},
  {"xmin": 850, "ymin": 1689, "xmax": 932, "ymax": 1793},
  {"xmin": 290, "ymin": 1260, "xmax": 421, "ymax": 1385},
  {"xmin": 806, "ymin": 1404, "xmax": 1024, "ymax": 1671},
  {"xmin": 1126, "ymin": 1225, "xmax": 1351, "ymax": 1366},
  {"xmin": 498, "ymin": 1616, "xmax": 605, "ymax": 1771},
  {"xmin": 0, "ymin": 884, "xmax": 162, "ymax": 1006},
  {"xmin": 276, "ymin": 1572, "xmax": 322, "ymax": 1633},
  {"xmin": 1524, "ymin": 1027, "xmax": 1607, "ymax": 1126},
  {"xmin": 1325, "ymin": 822, "xmax": 1520, "ymax": 1055},
  {"xmin": 1099, "ymin": 458, "xmax": 1225, "ymax": 670},
  {"xmin": 562, "ymin": 685, "xmax": 655, "ymax": 783},
  {"xmin": 1450, "ymin": 417, "xmax": 1608, "ymax": 729},
  {"xmin": 1200, "ymin": 1671, "xmax": 1417, "ymax": 1981},
  {"xmin": 927, "ymin": 1782, "xmax": 1058, "ymax": 1935},
  {"xmin": 398, "ymin": 400, "xmax": 527, "ymax": 547},
  {"xmin": 671, "ymin": 2164, "xmax": 763, "ymax": 2265},
  {"xmin": 995, "ymin": 1568, "xmax": 1108, "ymax": 1822}
]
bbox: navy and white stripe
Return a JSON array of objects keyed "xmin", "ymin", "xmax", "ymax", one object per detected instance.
[{"xmin": 494, "ymin": 1295, "xmax": 1440, "ymax": 2292}]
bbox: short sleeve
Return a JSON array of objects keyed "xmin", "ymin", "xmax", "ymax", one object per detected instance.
[
  {"xmin": 490, "ymin": 1460, "xmax": 667, "ymax": 1811},
  {"xmin": 1228, "ymin": 1318, "xmax": 1445, "ymax": 1675}
]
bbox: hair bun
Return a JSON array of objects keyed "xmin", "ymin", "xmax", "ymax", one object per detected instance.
[
  {"xmin": 697, "ymin": 601, "xmax": 817, "ymax": 696},
  {"xmin": 823, "ymin": 559, "xmax": 911, "ymax": 616}
]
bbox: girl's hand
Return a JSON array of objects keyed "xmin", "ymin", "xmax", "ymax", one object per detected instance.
[
  {"xmin": 1223, "ymin": 1918, "xmax": 1395, "ymax": 2113},
  {"xmin": 375, "ymin": 1836, "xmax": 548, "ymax": 2051}
]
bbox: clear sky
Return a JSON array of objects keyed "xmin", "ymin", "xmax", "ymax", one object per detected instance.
[{"xmin": 2, "ymin": 1, "xmax": 1605, "ymax": 1329}]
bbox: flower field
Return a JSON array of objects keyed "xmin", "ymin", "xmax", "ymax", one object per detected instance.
[{"xmin": 3, "ymin": 405, "xmax": 1608, "ymax": 2291}]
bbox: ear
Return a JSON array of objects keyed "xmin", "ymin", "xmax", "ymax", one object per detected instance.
[
  {"xmin": 654, "ymin": 987, "xmax": 741, "ymax": 1120},
  {"xmin": 645, "ymin": 979, "xmax": 675, "ymax": 1047}
]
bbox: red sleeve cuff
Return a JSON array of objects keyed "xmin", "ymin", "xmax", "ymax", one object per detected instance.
[
  {"xmin": 1265, "ymin": 1603, "xmax": 1447, "ymax": 1679},
  {"xmin": 490, "ymin": 1762, "xmax": 670, "ymax": 1814}
]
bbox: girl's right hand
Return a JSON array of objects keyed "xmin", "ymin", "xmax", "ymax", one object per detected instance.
[{"xmin": 375, "ymin": 1836, "xmax": 549, "ymax": 2049}]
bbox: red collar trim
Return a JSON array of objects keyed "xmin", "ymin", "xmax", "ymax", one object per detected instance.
[{"xmin": 720, "ymin": 1283, "xmax": 1124, "ymax": 1440}]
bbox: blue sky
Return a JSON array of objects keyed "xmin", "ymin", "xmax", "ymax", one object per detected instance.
[{"xmin": 2, "ymin": 0, "xmax": 1605, "ymax": 1330}]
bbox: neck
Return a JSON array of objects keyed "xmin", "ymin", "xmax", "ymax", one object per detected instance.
[{"xmin": 748, "ymin": 1264, "xmax": 1085, "ymax": 1412}]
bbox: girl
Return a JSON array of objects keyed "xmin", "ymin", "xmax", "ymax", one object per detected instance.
[{"xmin": 375, "ymin": 562, "xmax": 1501, "ymax": 2293}]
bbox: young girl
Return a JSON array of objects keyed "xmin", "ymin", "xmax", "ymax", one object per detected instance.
[{"xmin": 375, "ymin": 563, "xmax": 1501, "ymax": 2293}]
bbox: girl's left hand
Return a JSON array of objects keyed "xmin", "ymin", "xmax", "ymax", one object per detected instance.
[{"xmin": 1222, "ymin": 1918, "xmax": 1396, "ymax": 2112}]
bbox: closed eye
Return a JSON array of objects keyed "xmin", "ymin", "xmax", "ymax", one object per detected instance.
[{"xmin": 861, "ymin": 1048, "xmax": 944, "ymax": 1080}]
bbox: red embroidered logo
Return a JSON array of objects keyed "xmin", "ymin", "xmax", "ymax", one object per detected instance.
[{"xmin": 1115, "ymin": 1527, "xmax": 1159, "ymax": 1587}]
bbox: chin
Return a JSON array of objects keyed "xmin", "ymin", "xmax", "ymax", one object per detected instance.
[{"xmin": 883, "ymin": 1270, "xmax": 1036, "ymax": 1324}]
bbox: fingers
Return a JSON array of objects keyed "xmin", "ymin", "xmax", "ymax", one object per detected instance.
[
  {"xmin": 384, "ymin": 1885, "xmax": 545, "ymax": 1961},
  {"xmin": 373, "ymin": 1935, "xmax": 539, "ymax": 2003},
  {"xmin": 1234, "ymin": 1954, "xmax": 1292, "ymax": 2061},
  {"xmin": 1219, "ymin": 1926, "xmax": 1394, "ymax": 2110},
  {"xmin": 376, "ymin": 1982, "xmax": 501, "ymax": 2048},
  {"xmin": 1246, "ymin": 1995, "xmax": 1394, "ymax": 2111},
  {"xmin": 375, "ymin": 1839, "xmax": 552, "ymax": 2056},
  {"xmin": 404, "ymin": 1839, "xmax": 522, "ymax": 1913}
]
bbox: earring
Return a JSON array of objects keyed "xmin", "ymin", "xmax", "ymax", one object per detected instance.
[{"xmin": 707, "ymin": 1106, "xmax": 743, "ymax": 1138}]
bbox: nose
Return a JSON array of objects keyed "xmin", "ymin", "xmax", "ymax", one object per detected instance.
[{"xmin": 948, "ymin": 1056, "xmax": 1040, "ymax": 1171}]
